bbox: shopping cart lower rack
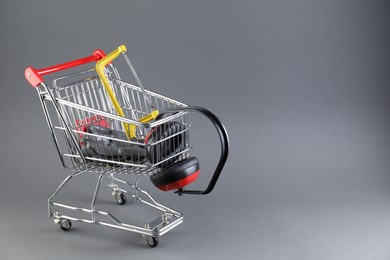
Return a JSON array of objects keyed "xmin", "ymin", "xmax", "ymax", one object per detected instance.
[{"xmin": 25, "ymin": 45, "xmax": 229, "ymax": 247}]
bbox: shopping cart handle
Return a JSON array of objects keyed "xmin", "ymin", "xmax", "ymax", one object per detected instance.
[
  {"xmin": 161, "ymin": 106, "xmax": 230, "ymax": 195},
  {"xmin": 25, "ymin": 49, "xmax": 106, "ymax": 87}
]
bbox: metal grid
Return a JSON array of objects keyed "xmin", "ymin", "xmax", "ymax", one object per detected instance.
[{"xmin": 39, "ymin": 66, "xmax": 191, "ymax": 176}]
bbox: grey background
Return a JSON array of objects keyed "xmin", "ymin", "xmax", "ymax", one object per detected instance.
[{"xmin": 1, "ymin": 0, "xmax": 390, "ymax": 259}]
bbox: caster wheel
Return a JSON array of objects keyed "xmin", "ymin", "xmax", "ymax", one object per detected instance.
[
  {"xmin": 146, "ymin": 237, "xmax": 159, "ymax": 248},
  {"xmin": 115, "ymin": 193, "xmax": 127, "ymax": 205},
  {"xmin": 60, "ymin": 219, "xmax": 72, "ymax": 231}
]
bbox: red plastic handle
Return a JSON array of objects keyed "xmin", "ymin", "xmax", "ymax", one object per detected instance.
[{"xmin": 25, "ymin": 49, "xmax": 106, "ymax": 87}]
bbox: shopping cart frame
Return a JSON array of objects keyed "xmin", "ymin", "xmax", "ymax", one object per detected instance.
[{"xmin": 25, "ymin": 47, "xmax": 229, "ymax": 247}]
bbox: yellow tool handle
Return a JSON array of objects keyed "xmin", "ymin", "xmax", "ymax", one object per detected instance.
[
  {"xmin": 96, "ymin": 45, "xmax": 159, "ymax": 140},
  {"xmin": 139, "ymin": 110, "xmax": 159, "ymax": 123},
  {"xmin": 96, "ymin": 45, "xmax": 136, "ymax": 139}
]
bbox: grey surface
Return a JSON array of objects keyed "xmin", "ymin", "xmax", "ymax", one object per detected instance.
[{"xmin": 1, "ymin": 0, "xmax": 390, "ymax": 259}]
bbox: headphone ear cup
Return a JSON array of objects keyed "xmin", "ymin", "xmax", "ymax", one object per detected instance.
[
  {"xmin": 145, "ymin": 121, "xmax": 186, "ymax": 168},
  {"xmin": 150, "ymin": 157, "xmax": 200, "ymax": 191}
]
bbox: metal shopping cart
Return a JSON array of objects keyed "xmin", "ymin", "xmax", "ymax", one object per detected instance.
[{"xmin": 24, "ymin": 45, "xmax": 229, "ymax": 247}]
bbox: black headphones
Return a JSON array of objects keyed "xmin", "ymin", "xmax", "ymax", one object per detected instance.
[{"xmin": 145, "ymin": 113, "xmax": 200, "ymax": 191}]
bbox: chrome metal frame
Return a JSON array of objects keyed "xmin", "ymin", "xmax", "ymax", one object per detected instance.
[
  {"xmin": 36, "ymin": 63, "xmax": 190, "ymax": 246},
  {"xmin": 48, "ymin": 169, "xmax": 183, "ymax": 238}
]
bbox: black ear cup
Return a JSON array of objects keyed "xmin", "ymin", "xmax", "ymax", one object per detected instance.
[
  {"xmin": 145, "ymin": 121, "xmax": 186, "ymax": 168},
  {"xmin": 150, "ymin": 157, "xmax": 200, "ymax": 191},
  {"xmin": 146, "ymin": 120, "xmax": 200, "ymax": 191}
]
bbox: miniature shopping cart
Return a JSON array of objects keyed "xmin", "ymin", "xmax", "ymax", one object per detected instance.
[{"xmin": 24, "ymin": 45, "xmax": 229, "ymax": 247}]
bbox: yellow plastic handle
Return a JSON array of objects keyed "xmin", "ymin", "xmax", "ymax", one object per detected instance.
[
  {"xmin": 96, "ymin": 45, "xmax": 136, "ymax": 139},
  {"xmin": 139, "ymin": 110, "xmax": 159, "ymax": 123},
  {"xmin": 96, "ymin": 45, "xmax": 159, "ymax": 140}
]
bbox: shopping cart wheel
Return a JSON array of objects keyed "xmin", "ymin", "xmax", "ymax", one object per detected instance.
[
  {"xmin": 59, "ymin": 219, "xmax": 72, "ymax": 231},
  {"xmin": 145, "ymin": 236, "xmax": 159, "ymax": 248},
  {"xmin": 114, "ymin": 193, "xmax": 127, "ymax": 205}
]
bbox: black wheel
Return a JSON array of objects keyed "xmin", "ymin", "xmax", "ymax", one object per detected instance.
[
  {"xmin": 147, "ymin": 237, "xmax": 159, "ymax": 248},
  {"xmin": 60, "ymin": 219, "xmax": 72, "ymax": 231},
  {"xmin": 116, "ymin": 193, "xmax": 127, "ymax": 205}
]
